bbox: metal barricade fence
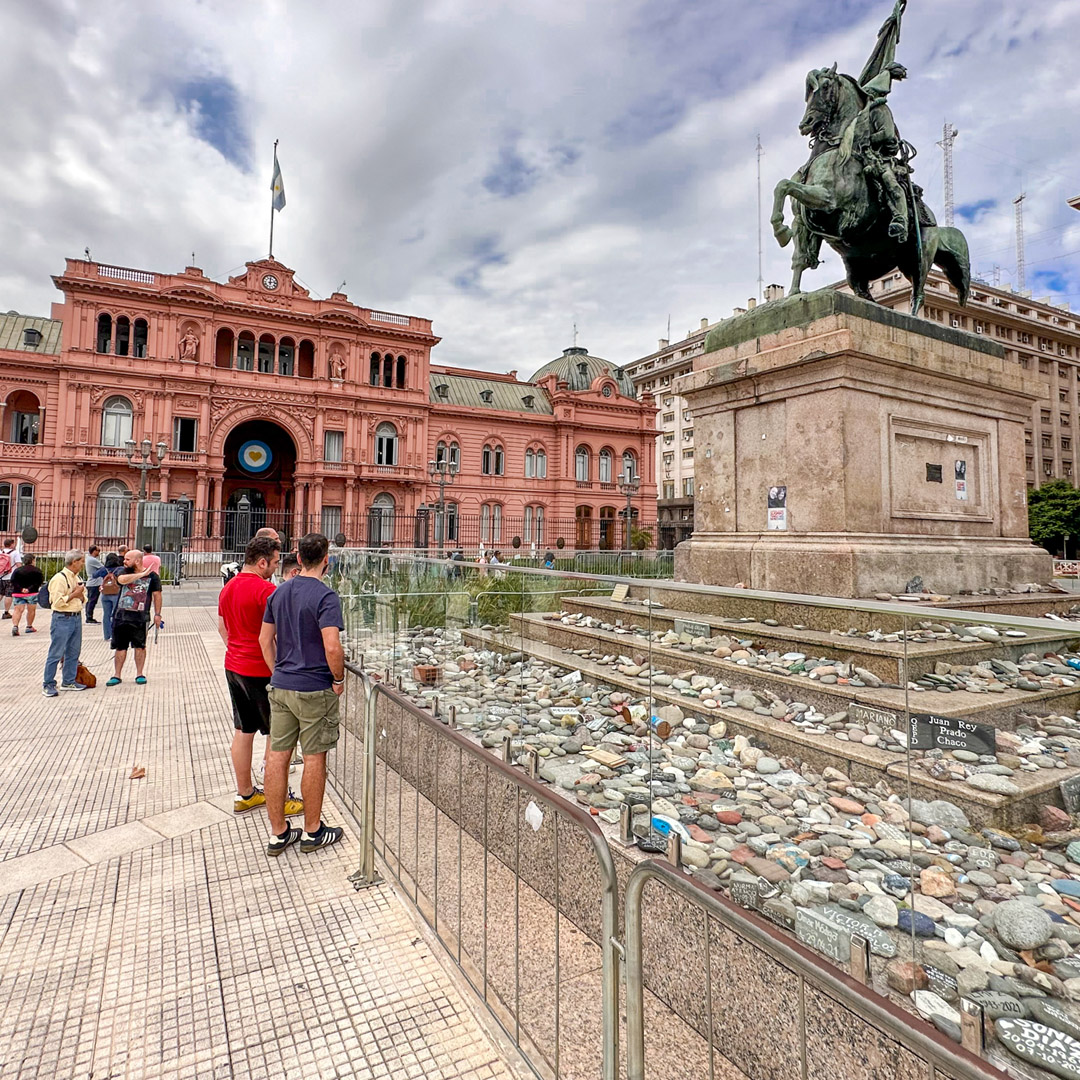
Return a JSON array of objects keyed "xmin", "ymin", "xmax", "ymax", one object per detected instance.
[
  {"xmin": 332, "ymin": 666, "xmax": 620, "ymax": 1080},
  {"xmin": 623, "ymin": 859, "xmax": 1006, "ymax": 1080}
]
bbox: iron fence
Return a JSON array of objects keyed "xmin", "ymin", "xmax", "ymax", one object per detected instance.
[{"xmin": 332, "ymin": 669, "xmax": 620, "ymax": 1080}]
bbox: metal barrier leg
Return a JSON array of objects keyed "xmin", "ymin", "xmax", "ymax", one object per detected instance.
[{"xmin": 349, "ymin": 678, "xmax": 383, "ymax": 889}]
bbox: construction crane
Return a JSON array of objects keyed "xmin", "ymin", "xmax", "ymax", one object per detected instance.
[
  {"xmin": 1014, "ymin": 193, "xmax": 1026, "ymax": 292},
  {"xmin": 937, "ymin": 122, "xmax": 959, "ymax": 227}
]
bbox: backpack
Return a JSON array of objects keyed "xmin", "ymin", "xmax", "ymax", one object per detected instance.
[
  {"xmin": 0, "ymin": 550, "xmax": 11, "ymax": 577},
  {"xmin": 101, "ymin": 571, "xmax": 120, "ymax": 596}
]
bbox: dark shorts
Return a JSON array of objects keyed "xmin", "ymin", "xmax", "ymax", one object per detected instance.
[
  {"xmin": 111, "ymin": 618, "xmax": 148, "ymax": 651},
  {"xmin": 226, "ymin": 669, "xmax": 271, "ymax": 735},
  {"xmin": 0, "ymin": 579, "xmax": 12, "ymax": 598}
]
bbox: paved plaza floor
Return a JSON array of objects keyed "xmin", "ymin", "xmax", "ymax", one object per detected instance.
[{"xmin": 0, "ymin": 587, "xmax": 525, "ymax": 1080}]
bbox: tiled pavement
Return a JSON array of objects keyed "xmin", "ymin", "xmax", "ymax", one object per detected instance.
[{"xmin": 0, "ymin": 592, "xmax": 526, "ymax": 1080}]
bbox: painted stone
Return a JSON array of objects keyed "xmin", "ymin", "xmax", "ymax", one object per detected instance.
[
  {"xmin": 819, "ymin": 904, "xmax": 897, "ymax": 957},
  {"xmin": 967, "ymin": 991, "xmax": 1027, "ymax": 1020},
  {"xmin": 995, "ymin": 1018, "xmax": 1080, "ymax": 1080}
]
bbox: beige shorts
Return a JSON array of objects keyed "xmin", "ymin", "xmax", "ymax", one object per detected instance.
[{"xmin": 268, "ymin": 687, "xmax": 341, "ymax": 755}]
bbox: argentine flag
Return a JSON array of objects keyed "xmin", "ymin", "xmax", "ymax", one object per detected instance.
[{"xmin": 271, "ymin": 151, "xmax": 286, "ymax": 212}]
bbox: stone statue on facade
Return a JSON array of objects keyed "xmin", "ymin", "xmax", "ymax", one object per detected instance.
[
  {"xmin": 329, "ymin": 352, "xmax": 346, "ymax": 381},
  {"xmin": 179, "ymin": 329, "xmax": 199, "ymax": 361},
  {"xmin": 770, "ymin": 0, "xmax": 970, "ymax": 315}
]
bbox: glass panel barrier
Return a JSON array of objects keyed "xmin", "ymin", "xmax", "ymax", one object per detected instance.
[{"xmin": 329, "ymin": 554, "xmax": 1080, "ymax": 1080}]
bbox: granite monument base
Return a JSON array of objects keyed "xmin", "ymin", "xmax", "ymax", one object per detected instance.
[{"xmin": 674, "ymin": 290, "xmax": 1053, "ymax": 597}]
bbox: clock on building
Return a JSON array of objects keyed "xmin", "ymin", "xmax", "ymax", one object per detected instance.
[{"xmin": 262, "ymin": 274, "xmax": 279, "ymax": 290}]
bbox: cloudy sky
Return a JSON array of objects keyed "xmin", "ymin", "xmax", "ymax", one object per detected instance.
[{"xmin": 2, "ymin": 0, "xmax": 1079, "ymax": 375}]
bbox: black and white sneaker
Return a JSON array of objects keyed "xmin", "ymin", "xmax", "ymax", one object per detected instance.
[
  {"xmin": 300, "ymin": 822, "xmax": 344, "ymax": 853},
  {"xmin": 266, "ymin": 827, "xmax": 302, "ymax": 857}
]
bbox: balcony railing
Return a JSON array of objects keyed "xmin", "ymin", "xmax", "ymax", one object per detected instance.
[
  {"xmin": 576, "ymin": 480, "xmax": 594, "ymax": 489},
  {"xmin": 357, "ymin": 463, "xmax": 420, "ymax": 481},
  {"xmin": 0, "ymin": 442, "xmax": 43, "ymax": 458}
]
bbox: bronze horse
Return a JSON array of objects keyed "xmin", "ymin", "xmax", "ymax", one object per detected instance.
[{"xmin": 770, "ymin": 64, "xmax": 969, "ymax": 315}]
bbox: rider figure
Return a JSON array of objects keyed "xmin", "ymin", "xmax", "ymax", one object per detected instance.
[{"xmin": 858, "ymin": 62, "xmax": 909, "ymax": 243}]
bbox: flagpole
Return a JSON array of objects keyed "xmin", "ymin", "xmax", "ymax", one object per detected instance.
[{"xmin": 269, "ymin": 140, "xmax": 278, "ymax": 259}]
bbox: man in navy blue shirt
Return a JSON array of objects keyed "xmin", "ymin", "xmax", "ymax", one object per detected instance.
[{"xmin": 259, "ymin": 533, "xmax": 346, "ymax": 856}]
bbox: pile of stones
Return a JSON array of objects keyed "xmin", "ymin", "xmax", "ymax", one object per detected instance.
[{"xmin": 359, "ymin": 626, "xmax": 1080, "ymax": 1076}]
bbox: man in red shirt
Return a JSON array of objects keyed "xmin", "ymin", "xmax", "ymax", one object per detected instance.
[{"xmin": 218, "ymin": 535, "xmax": 302, "ymax": 817}]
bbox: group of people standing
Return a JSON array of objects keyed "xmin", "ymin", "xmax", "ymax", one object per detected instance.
[
  {"xmin": 218, "ymin": 530, "xmax": 345, "ymax": 857},
  {"xmin": 39, "ymin": 545, "xmax": 164, "ymax": 697}
]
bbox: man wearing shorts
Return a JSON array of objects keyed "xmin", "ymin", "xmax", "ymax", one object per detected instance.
[
  {"xmin": 217, "ymin": 535, "xmax": 302, "ymax": 818},
  {"xmin": 1, "ymin": 535, "xmax": 21, "ymax": 619},
  {"xmin": 259, "ymin": 532, "xmax": 345, "ymax": 856},
  {"xmin": 106, "ymin": 548, "xmax": 163, "ymax": 686},
  {"xmin": 10, "ymin": 553, "xmax": 44, "ymax": 635}
]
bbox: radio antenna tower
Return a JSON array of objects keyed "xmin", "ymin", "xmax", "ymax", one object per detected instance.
[
  {"xmin": 937, "ymin": 122, "xmax": 958, "ymax": 227},
  {"xmin": 1014, "ymin": 193, "xmax": 1026, "ymax": 292},
  {"xmin": 756, "ymin": 133, "xmax": 764, "ymax": 300}
]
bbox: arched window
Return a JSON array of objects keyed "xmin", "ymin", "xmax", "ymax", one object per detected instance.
[
  {"xmin": 96, "ymin": 479, "xmax": 130, "ymax": 538},
  {"xmin": 7, "ymin": 390, "xmax": 40, "ymax": 444},
  {"xmin": 297, "ymin": 339, "xmax": 315, "ymax": 378},
  {"xmin": 278, "ymin": 336, "xmax": 295, "ymax": 376},
  {"xmin": 101, "ymin": 396, "xmax": 133, "ymax": 447},
  {"xmin": 480, "ymin": 502, "xmax": 502, "ymax": 544},
  {"xmin": 575, "ymin": 505, "xmax": 593, "ymax": 548},
  {"xmin": 96, "ymin": 313, "xmax": 113, "ymax": 354},
  {"xmin": 622, "ymin": 450, "xmax": 637, "ymax": 482},
  {"xmin": 435, "ymin": 440, "xmax": 460, "ymax": 469},
  {"xmin": 236, "ymin": 331, "xmax": 256, "ymax": 371},
  {"xmin": 215, "ymin": 327, "xmax": 234, "ymax": 368},
  {"xmin": 598, "ymin": 448, "xmax": 613, "ymax": 484},
  {"xmin": 369, "ymin": 492, "xmax": 395, "ymax": 545},
  {"xmin": 258, "ymin": 333, "xmax": 275, "ymax": 373},
  {"xmin": 536, "ymin": 449, "xmax": 547, "ymax": 478},
  {"xmin": 115, "ymin": 316, "xmax": 130, "ymax": 357},
  {"xmin": 524, "ymin": 505, "xmax": 545, "ymax": 545},
  {"xmin": 14, "ymin": 483, "xmax": 34, "ymax": 529},
  {"xmin": 0, "ymin": 482, "xmax": 31, "ymax": 531},
  {"xmin": 375, "ymin": 422, "xmax": 398, "ymax": 466},
  {"xmin": 599, "ymin": 506, "xmax": 617, "ymax": 550},
  {"xmin": 396, "ymin": 355, "xmax": 407, "ymax": 388},
  {"xmin": 525, "ymin": 449, "xmax": 535, "ymax": 478},
  {"xmin": 383, "ymin": 353, "xmax": 393, "ymax": 388},
  {"xmin": 575, "ymin": 446, "xmax": 590, "ymax": 483},
  {"xmin": 482, "ymin": 443, "xmax": 504, "ymax": 476},
  {"xmin": 133, "ymin": 318, "xmax": 148, "ymax": 358},
  {"xmin": 370, "ymin": 351, "xmax": 380, "ymax": 386}
]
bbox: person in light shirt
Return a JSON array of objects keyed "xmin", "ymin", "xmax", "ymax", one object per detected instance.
[
  {"xmin": 42, "ymin": 550, "xmax": 88, "ymax": 697},
  {"xmin": 141, "ymin": 545, "xmax": 161, "ymax": 575}
]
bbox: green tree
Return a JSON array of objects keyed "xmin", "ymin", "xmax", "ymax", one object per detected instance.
[{"xmin": 1028, "ymin": 480, "xmax": 1080, "ymax": 553}]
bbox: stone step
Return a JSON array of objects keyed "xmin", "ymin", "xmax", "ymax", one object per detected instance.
[
  {"xmin": 509, "ymin": 611, "xmax": 1080, "ymax": 732},
  {"xmin": 617, "ymin": 582, "xmax": 1080, "ymax": 633},
  {"xmin": 560, "ymin": 595, "xmax": 1075, "ymax": 684},
  {"xmin": 460, "ymin": 626, "xmax": 1080, "ymax": 830}
]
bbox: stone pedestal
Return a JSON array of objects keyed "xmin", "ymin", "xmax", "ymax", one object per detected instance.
[{"xmin": 674, "ymin": 291, "xmax": 1052, "ymax": 597}]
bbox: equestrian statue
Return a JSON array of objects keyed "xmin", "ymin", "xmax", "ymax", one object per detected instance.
[{"xmin": 770, "ymin": 0, "xmax": 970, "ymax": 315}]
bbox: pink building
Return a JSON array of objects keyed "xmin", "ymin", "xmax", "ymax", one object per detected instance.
[{"xmin": 0, "ymin": 256, "xmax": 656, "ymax": 558}]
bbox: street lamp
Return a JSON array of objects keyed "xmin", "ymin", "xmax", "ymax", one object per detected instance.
[
  {"xmin": 125, "ymin": 437, "xmax": 168, "ymax": 500},
  {"xmin": 619, "ymin": 466, "xmax": 640, "ymax": 554},
  {"xmin": 427, "ymin": 456, "xmax": 459, "ymax": 557}
]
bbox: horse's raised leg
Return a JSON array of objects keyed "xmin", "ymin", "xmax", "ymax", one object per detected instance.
[{"xmin": 771, "ymin": 179, "xmax": 794, "ymax": 248}]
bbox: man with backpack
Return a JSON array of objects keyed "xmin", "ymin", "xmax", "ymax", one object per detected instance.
[
  {"xmin": 0, "ymin": 536, "xmax": 21, "ymax": 620},
  {"xmin": 106, "ymin": 548, "xmax": 163, "ymax": 686},
  {"xmin": 92, "ymin": 553, "xmax": 122, "ymax": 639}
]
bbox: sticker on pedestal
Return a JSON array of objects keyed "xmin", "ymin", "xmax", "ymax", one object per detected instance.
[
  {"xmin": 955, "ymin": 459, "xmax": 968, "ymax": 500},
  {"xmin": 767, "ymin": 485, "xmax": 787, "ymax": 531}
]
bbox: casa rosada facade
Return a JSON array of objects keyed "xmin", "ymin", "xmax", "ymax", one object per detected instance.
[{"xmin": 0, "ymin": 256, "xmax": 656, "ymax": 554}]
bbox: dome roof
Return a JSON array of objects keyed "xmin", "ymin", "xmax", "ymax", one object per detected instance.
[{"xmin": 528, "ymin": 346, "xmax": 636, "ymax": 397}]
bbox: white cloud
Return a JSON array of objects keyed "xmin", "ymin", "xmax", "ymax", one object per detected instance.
[{"xmin": 0, "ymin": 0, "xmax": 1077, "ymax": 375}]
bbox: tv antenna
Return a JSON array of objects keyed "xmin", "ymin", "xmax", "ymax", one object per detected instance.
[
  {"xmin": 937, "ymin": 122, "xmax": 958, "ymax": 227},
  {"xmin": 756, "ymin": 134, "xmax": 764, "ymax": 299},
  {"xmin": 1014, "ymin": 192, "xmax": 1026, "ymax": 291}
]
